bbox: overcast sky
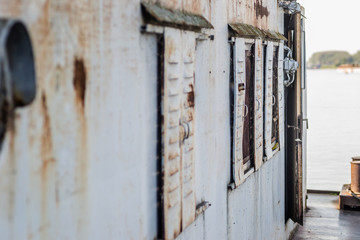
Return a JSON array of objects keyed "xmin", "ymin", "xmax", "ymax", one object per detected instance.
[{"xmin": 298, "ymin": 0, "xmax": 360, "ymax": 59}]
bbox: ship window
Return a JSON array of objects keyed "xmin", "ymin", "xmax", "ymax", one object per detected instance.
[
  {"xmin": 231, "ymin": 38, "xmax": 262, "ymax": 188},
  {"xmin": 272, "ymin": 46, "xmax": 280, "ymax": 150},
  {"xmin": 243, "ymin": 44, "xmax": 255, "ymax": 170},
  {"xmin": 141, "ymin": 3, "xmax": 213, "ymax": 236}
]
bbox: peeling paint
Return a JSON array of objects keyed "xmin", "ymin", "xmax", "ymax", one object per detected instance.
[{"xmin": 187, "ymin": 84, "xmax": 195, "ymax": 108}]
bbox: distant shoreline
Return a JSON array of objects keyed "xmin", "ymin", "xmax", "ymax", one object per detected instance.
[
  {"xmin": 307, "ymin": 65, "xmax": 360, "ymax": 74},
  {"xmin": 308, "ymin": 50, "xmax": 360, "ymax": 69}
]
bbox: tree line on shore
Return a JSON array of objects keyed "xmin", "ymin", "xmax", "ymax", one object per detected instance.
[{"xmin": 307, "ymin": 51, "xmax": 360, "ymax": 69}]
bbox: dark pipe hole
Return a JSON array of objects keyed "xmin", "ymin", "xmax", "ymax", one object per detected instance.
[
  {"xmin": 5, "ymin": 22, "xmax": 36, "ymax": 107},
  {"xmin": 0, "ymin": 61, "xmax": 7, "ymax": 145}
]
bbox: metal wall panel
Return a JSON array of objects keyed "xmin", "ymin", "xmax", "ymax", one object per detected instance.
[
  {"xmin": 254, "ymin": 39, "xmax": 264, "ymax": 170},
  {"xmin": 232, "ymin": 38, "xmax": 246, "ymax": 186},
  {"xmin": 264, "ymin": 42, "xmax": 274, "ymax": 160},
  {"xmin": 0, "ymin": 0, "xmax": 296, "ymax": 239},
  {"xmin": 163, "ymin": 28, "xmax": 196, "ymax": 240}
]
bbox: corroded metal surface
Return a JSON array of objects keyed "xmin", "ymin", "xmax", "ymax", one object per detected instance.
[
  {"xmin": 145, "ymin": 0, "xmax": 203, "ymax": 15},
  {"xmin": 0, "ymin": 0, "xmax": 303, "ymax": 239},
  {"xmin": 227, "ymin": 0, "xmax": 280, "ymax": 31},
  {"xmin": 295, "ymin": 12, "xmax": 304, "ymax": 225},
  {"xmin": 351, "ymin": 159, "xmax": 360, "ymax": 194},
  {"xmin": 0, "ymin": 1, "xmax": 138, "ymax": 239}
]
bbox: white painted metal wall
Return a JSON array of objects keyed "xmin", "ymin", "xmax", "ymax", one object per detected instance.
[{"xmin": 0, "ymin": 0, "xmax": 299, "ymax": 239}]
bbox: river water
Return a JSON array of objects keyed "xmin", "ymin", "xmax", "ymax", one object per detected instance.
[{"xmin": 307, "ymin": 69, "xmax": 360, "ymax": 191}]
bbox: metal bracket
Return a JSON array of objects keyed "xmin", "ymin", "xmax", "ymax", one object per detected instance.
[
  {"xmin": 196, "ymin": 33, "xmax": 214, "ymax": 41},
  {"xmin": 303, "ymin": 118, "xmax": 309, "ymax": 129},
  {"xmin": 279, "ymin": 1, "xmax": 301, "ymax": 15},
  {"xmin": 198, "ymin": 28, "xmax": 215, "ymax": 41},
  {"xmin": 228, "ymin": 37, "xmax": 235, "ymax": 44},
  {"xmin": 140, "ymin": 24, "xmax": 164, "ymax": 34},
  {"xmin": 228, "ymin": 182, "xmax": 236, "ymax": 190},
  {"xmin": 287, "ymin": 125, "xmax": 301, "ymax": 131},
  {"xmin": 195, "ymin": 201, "xmax": 211, "ymax": 217},
  {"xmin": 283, "ymin": 46, "xmax": 299, "ymax": 87}
]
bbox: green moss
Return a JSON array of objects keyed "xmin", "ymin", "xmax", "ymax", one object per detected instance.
[
  {"xmin": 141, "ymin": 2, "xmax": 213, "ymax": 32},
  {"xmin": 228, "ymin": 23, "xmax": 286, "ymax": 41},
  {"xmin": 229, "ymin": 23, "xmax": 265, "ymax": 38}
]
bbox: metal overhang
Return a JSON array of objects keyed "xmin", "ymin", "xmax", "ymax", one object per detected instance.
[
  {"xmin": 228, "ymin": 23, "xmax": 287, "ymax": 41},
  {"xmin": 262, "ymin": 30, "xmax": 288, "ymax": 41},
  {"xmin": 141, "ymin": 2, "xmax": 213, "ymax": 32}
]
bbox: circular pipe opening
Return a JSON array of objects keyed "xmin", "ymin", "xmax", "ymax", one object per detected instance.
[{"xmin": 5, "ymin": 21, "xmax": 36, "ymax": 107}]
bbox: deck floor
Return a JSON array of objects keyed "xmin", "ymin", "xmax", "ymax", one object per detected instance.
[{"xmin": 293, "ymin": 193, "xmax": 360, "ymax": 240}]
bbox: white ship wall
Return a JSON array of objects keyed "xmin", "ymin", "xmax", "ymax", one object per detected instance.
[{"xmin": 0, "ymin": 0, "xmax": 298, "ymax": 239}]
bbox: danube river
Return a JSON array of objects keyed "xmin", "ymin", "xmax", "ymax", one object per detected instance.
[{"xmin": 306, "ymin": 69, "xmax": 360, "ymax": 191}]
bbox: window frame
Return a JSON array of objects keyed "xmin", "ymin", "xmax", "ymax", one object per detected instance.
[
  {"xmin": 231, "ymin": 38, "xmax": 264, "ymax": 187},
  {"xmin": 271, "ymin": 44, "xmax": 281, "ymax": 154}
]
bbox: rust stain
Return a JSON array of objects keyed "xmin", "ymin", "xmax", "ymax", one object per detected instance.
[
  {"xmin": 160, "ymin": 0, "xmax": 179, "ymax": 11},
  {"xmin": 75, "ymin": 75, "xmax": 90, "ymax": 237},
  {"xmin": 41, "ymin": 94, "xmax": 53, "ymax": 161},
  {"xmin": 0, "ymin": 0, "xmax": 22, "ymax": 17},
  {"xmin": 166, "ymin": 36, "xmax": 177, "ymax": 61},
  {"xmin": 187, "ymin": 111, "xmax": 193, "ymax": 122},
  {"xmin": 351, "ymin": 159, "xmax": 360, "ymax": 193},
  {"xmin": 187, "ymin": 84, "xmax": 195, "ymax": 108},
  {"xmin": 182, "ymin": 0, "xmax": 202, "ymax": 14},
  {"xmin": 254, "ymin": 0, "xmax": 269, "ymax": 18},
  {"xmin": 7, "ymin": 110, "xmax": 16, "ymax": 224},
  {"xmin": 40, "ymin": 93, "xmax": 55, "ymax": 238},
  {"xmin": 169, "ymin": 152, "xmax": 179, "ymax": 160},
  {"xmin": 73, "ymin": 58, "xmax": 87, "ymax": 108}
]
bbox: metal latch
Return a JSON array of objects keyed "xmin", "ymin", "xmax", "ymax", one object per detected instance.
[
  {"xmin": 195, "ymin": 201, "xmax": 211, "ymax": 217},
  {"xmin": 283, "ymin": 46, "xmax": 299, "ymax": 87},
  {"xmin": 180, "ymin": 121, "xmax": 190, "ymax": 142},
  {"xmin": 287, "ymin": 125, "xmax": 301, "ymax": 132}
]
